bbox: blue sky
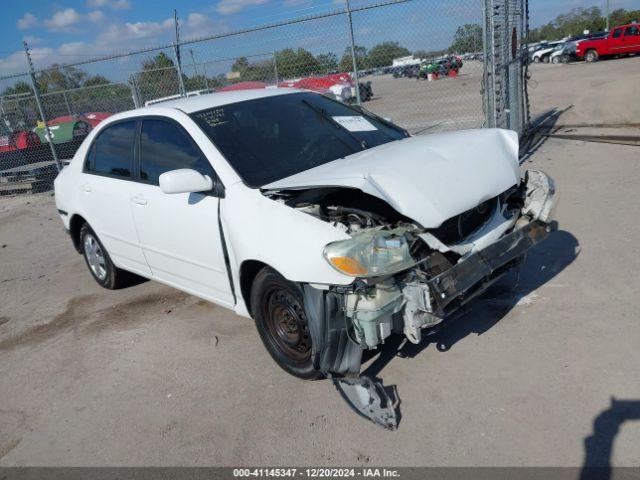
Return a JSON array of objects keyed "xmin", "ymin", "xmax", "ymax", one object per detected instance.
[{"xmin": 1, "ymin": 0, "xmax": 639, "ymax": 78}]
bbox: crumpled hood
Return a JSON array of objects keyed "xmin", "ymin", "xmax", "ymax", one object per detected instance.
[{"xmin": 263, "ymin": 128, "xmax": 521, "ymax": 228}]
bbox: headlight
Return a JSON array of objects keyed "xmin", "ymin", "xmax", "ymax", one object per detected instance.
[{"xmin": 323, "ymin": 227, "xmax": 418, "ymax": 277}]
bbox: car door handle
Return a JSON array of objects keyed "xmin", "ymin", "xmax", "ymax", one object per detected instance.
[
  {"xmin": 131, "ymin": 194, "xmax": 147, "ymax": 206},
  {"xmin": 80, "ymin": 184, "xmax": 91, "ymax": 193}
]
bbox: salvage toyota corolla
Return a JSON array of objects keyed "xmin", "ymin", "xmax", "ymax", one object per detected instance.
[{"xmin": 55, "ymin": 88, "xmax": 556, "ymax": 387}]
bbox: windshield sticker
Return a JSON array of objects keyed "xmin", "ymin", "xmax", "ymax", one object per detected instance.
[
  {"xmin": 196, "ymin": 108, "xmax": 228, "ymax": 127},
  {"xmin": 331, "ymin": 116, "xmax": 377, "ymax": 132}
]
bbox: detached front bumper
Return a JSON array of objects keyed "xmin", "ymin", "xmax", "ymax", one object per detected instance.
[{"xmin": 428, "ymin": 219, "xmax": 555, "ymax": 316}]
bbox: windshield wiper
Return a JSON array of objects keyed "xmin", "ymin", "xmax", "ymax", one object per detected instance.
[{"xmin": 301, "ymin": 99, "xmax": 367, "ymax": 150}]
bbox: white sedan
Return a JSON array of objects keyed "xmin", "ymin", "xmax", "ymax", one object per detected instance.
[{"xmin": 55, "ymin": 88, "xmax": 556, "ymax": 387}]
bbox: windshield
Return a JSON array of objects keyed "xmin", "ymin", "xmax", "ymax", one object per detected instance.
[{"xmin": 190, "ymin": 92, "xmax": 408, "ymax": 187}]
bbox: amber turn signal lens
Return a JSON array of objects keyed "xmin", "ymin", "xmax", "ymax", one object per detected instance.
[{"xmin": 328, "ymin": 256, "xmax": 368, "ymax": 276}]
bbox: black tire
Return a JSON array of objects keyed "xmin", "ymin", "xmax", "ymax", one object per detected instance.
[
  {"xmin": 551, "ymin": 56, "xmax": 560, "ymax": 64},
  {"xmin": 542, "ymin": 55, "xmax": 550, "ymax": 63},
  {"xmin": 585, "ymin": 50, "xmax": 599, "ymax": 63},
  {"xmin": 533, "ymin": 56, "xmax": 540, "ymax": 63},
  {"xmin": 250, "ymin": 267, "xmax": 322, "ymax": 380},
  {"xmin": 79, "ymin": 223, "xmax": 130, "ymax": 289}
]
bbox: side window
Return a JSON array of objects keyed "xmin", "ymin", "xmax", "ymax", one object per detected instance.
[
  {"xmin": 624, "ymin": 26, "xmax": 639, "ymax": 36},
  {"xmin": 613, "ymin": 28, "xmax": 623, "ymax": 38},
  {"xmin": 85, "ymin": 121, "xmax": 135, "ymax": 178},
  {"xmin": 139, "ymin": 119, "xmax": 215, "ymax": 186}
]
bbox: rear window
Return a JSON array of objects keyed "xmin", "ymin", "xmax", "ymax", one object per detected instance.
[
  {"xmin": 85, "ymin": 121, "xmax": 135, "ymax": 178},
  {"xmin": 190, "ymin": 92, "xmax": 407, "ymax": 188},
  {"xmin": 625, "ymin": 26, "xmax": 639, "ymax": 36}
]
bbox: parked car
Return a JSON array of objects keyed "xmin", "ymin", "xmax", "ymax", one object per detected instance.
[
  {"xmin": 532, "ymin": 41, "xmax": 565, "ymax": 63},
  {"xmin": 576, "ymin": 23, "xmax": 640, "ymax": 62},
  {"xmin": 550, "ymin": 32, "xmax": 608, "ymax": 63},
  {"xmin": 54, "ymin": 89, "xmax": 557, "ymax": 425},
  {"xmin": 0, "ymin": 130, "xmax": 41, "ymax": 153},
  {"xmin": 33, "ymin": 116, "xmax": 92, "ymax": 144}
]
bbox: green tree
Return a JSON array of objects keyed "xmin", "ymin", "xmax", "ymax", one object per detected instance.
[
  {"xmin": 449, "ymin": 24, "xmax": 483, "ymax": 54},
  {"xmin": 138, "ymin": 52, "xmax": 181, "ymax": 102},
  {"xmin": 367, "ymin": 41, "xmax": 411, "ymax": 68},
  {"xmin": 275, "ymin": 48, "xmax": 321, "ymax": 78},
  {"xmin": 315, "ymin": 52, "xmax": 338, "ymax": 73},
  {"xmin": 2, "ymin": 81, "xmax": 33, "ymax": 96},
  {"xmin": 528, "ymin": 6, "xmax": 609, "ymax": 42},
  {"xmin": 84, "ymin": 75, "xmax": 111, "ymax": 87},
  {"xmin": 36, "ymin": 64, "xmax": 88, "ymax": 93},
  {"xmin": 608, "ymin": 8, "xmax": 640, "ymax": 28},
  {"xmin": 339, "ymin": 45, "xmax": 368, "ymax": 72}
]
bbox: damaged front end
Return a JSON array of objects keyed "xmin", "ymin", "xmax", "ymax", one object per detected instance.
[
  {"xmin": 264, "ymin": 170, "xmax": 556, "ymax": 428},
  {"xmin": 294, "ymin": 170, "xmax": 557, "ymax": 428}
]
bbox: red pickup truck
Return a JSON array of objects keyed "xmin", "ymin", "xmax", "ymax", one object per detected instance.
[{"xmin": 577, "ymin": 23, "xmax": 640, "ymax": 62}]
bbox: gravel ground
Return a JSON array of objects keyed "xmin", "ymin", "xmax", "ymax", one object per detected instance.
[{"xmin": 1, "ymin": 57, "xmax": 640, "ymax": 467}]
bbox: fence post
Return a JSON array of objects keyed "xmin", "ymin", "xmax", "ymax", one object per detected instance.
[
  {"xmin": 23, "ymin": 41, "xmax": 62, "ymax": 172},
  {"xmin": 345, "ymin": 0, "xmax": 362, "ymax": 105},
  {"xmin": 190, "ymin": 49, "xmax": 210, "ymax": 91},
  {"xmin": 173, "ymin": 10, "xmax": 187, "ymax": 96},
  {"xmin": 62, "ymin": 91, "xmax": 72, "ymax": 116},
  {"xmin": 272, "ymin": 52, "xmax": 279, "ymax": 84},
  {"xmin": 129, "ymin": 74, "xmax": 141, "ymax": 108}
]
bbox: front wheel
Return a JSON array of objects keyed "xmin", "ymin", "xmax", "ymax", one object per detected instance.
[
  {"xmin": 585, "ymin": 50, "xmax": 599, "ymax": 63},
  {"xmin": 251, "ymin": 267, "xmax": 322, "ymax": 380},
  {"xmin": 80, "ymin": 223, "xmax": 131, "ymax": 289},
  {"xmin": 533, "ymin": 56, "xmax": 540, "ymax": 63},
  {"xmin": 551, "ymin": 56, "xmax": 560, "ymax": 64}
]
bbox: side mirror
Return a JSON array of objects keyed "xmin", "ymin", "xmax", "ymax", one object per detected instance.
[{"xmin": 159, "ymin": 169, "xmax": 213, "ymax": 194}]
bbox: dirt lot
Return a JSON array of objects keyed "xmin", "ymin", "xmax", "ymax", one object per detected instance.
[
  {"xmin": 362, "ymin": 61, "xmax": 485, "ymax": 132},
  {"xmin": 1, "ymin": 57, "xmax": 640, "ymax": 467}
]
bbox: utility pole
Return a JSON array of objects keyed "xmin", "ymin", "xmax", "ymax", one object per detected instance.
[
  {"xmin": 606, "ymin": 0, "xmax": 611, "ymax": 31},
  {"xmin": 173, "ymin": 9, "xmax": 186, "ymax": 96},
  {"xmin": 23, "ymin": 41, "xmax": 61, "ymax": 172}
]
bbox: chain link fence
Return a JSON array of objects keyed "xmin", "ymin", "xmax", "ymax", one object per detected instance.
[{"xmin": 0, "ymin": 0, "xmax": 530, "ymax": 197}]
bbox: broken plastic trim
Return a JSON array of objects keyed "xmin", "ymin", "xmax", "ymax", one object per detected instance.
[{"xmin": 333, "ymin": 375, "xmax": 399, "ymax": 430}]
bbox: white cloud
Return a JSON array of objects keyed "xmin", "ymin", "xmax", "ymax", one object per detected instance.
[
  {"xmin": 44, "ymin": 8, "xmax": 83, "ymax": 32},
  {"xmin": 17, "ymin": 12, "xmax": 38, "ymax": 30},
  {"xmin": 23, "ymin": 35, "xmax": 42, "ymax": 45},
  {"xmin": 42, "ymin": 8, "xmax": 106, "ymax": 32},
  {"xmin": 87, "ymin": 0, "xmax": 132, "ymax": 10},
  {"xmin": 2, "ymin": 9, "xmax": 228, "ymax": 76},
  {"xmin": 181, "ymin": 13, "xmax": 229, "ymax": 39},
  {"xmin": 216, "ymin": 0, "xmax": 269, "ymax": 15}
]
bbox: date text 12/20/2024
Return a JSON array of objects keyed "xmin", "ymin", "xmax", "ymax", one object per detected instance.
[{"xmin": 233, "ymin": 468, "xmax": 401, "ymax": 477}]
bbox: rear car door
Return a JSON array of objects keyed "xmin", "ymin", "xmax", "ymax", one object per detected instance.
[
  {"xmin": 81, "ymin": 120, "xmax": 151, "ymax": 275},
  {"xmin": 622, "ymin": 25, "xmax": 640, "ymax": 52},
  {"xmin": 129, "ymin": 117, "xmax": 234, "ymax": 306}
]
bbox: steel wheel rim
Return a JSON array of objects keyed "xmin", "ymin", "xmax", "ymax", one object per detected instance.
[
  {"xmin": 264, "ymin": 287, "xmax": 311, "ymax": 363},
  {"xmin": 84, "ymin": 234, "xmax": 107, "ymax": 281}
]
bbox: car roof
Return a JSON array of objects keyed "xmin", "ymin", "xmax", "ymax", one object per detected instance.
[{"xmin": 141, "ymin": 87, "xmax": 305, "ymax": 114}]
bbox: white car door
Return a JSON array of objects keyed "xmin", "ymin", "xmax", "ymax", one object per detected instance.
[
  {"xmin": 129, "ymin": 117, "xmax": 234, "ymax": 307},
  {"xmin": 80, "ymin": 120, "xmax": 151, "ymax": 276}
]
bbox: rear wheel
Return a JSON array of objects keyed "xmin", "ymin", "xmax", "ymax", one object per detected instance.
[
  {"xmin": 585, "ymin": 50, "xmax": 599, "ymax": 63},
  {"xmin": 251, "ymin": 267, "xmax": 322, "ymax": 380},
  {"xmin": 80, "ymin": 223, "xmax": 130, "ymax": 289},
  {"xmin": 542, "ymin": 55, "xmax": 550, "ymax": 63}
]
